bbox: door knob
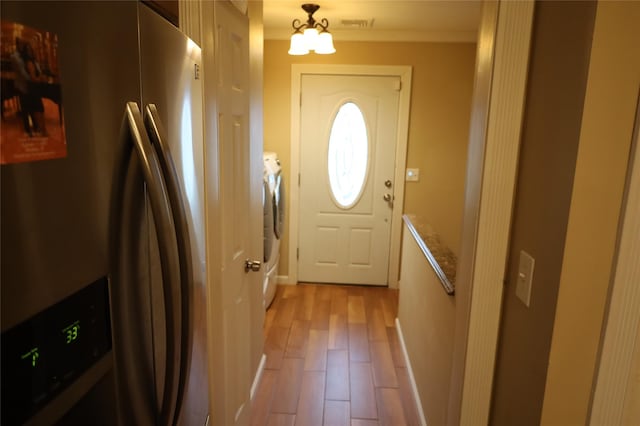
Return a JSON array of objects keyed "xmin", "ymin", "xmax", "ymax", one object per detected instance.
[
  {"xmin": 383, "ymin": 193, "xmax": 394, "ymax": 208},
  {"xmin": 244, "ymin": 259, "xmax": 262, "ymax": 273},
  {"xmin": 384, "ymin": 180, "xmax": 392, "ymax": 188}
]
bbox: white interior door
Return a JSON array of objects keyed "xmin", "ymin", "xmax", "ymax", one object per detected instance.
[
  {"xmin": 298, "ymin": 74, "xmax": 400, "ymax": 285},
  {"xmin": 215, "ymin": 2, "xmax": 253, "ymax": 425}
]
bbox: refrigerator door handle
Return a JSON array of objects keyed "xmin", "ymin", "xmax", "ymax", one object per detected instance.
[
  {"xmin": 144, "ymin": 104, "xmax": 192, "ymax": 425},
  {"xmin": 123, "ymin": 102, "xmax": 181, "ymax": 426}
]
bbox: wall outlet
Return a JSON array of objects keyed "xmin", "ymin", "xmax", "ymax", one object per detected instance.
[
  {"xmin": 516, "ymin": 250, "xmax": 535, "ymax": 307},
  {"xmin": 406, "ymin": 168, "xmax": 420, "ymax": 181}
]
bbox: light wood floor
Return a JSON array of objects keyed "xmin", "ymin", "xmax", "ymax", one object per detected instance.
[{"xmin": 250, "ymin": 283, "xmax": 421, "ymax": 426}]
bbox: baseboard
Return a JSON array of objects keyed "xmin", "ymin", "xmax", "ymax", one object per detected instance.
[
  {"xmin": 250, "ymin": 353, "xmax": 267, "ymax": 401},
  {"xmin": 395, "ymin": 318, "xmax": 428, "ymax": 426},
  {"xmin": 276, "ymin": 275, "xmax": 294, "ymax": 285}
]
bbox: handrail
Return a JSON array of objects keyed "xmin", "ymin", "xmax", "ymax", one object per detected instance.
[{"xmin": 403, "ymin": 214, "xmax": 455, "ymax": 295}]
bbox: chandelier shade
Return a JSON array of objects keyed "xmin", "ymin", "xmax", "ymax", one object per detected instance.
[
  {"xmin": 288, "ymin": 31, "xmax": 309, "ymax": 55},
  {"xmin": 288, "ymin": 4, "xmax": 336, "ymax": 55}
]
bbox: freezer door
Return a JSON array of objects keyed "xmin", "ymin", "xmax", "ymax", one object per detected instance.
[
  {"xmin": 138, "ymin": 5, "xmax": 210, "ymax": 425},
  {"xmin": 0, "ymin": 1, "xmax": 144, "ymax": 425}
]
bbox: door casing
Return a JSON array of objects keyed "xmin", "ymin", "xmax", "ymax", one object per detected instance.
[{"xmin": 288, "ymin": 64, "xmax": 412, "ymax": 288}]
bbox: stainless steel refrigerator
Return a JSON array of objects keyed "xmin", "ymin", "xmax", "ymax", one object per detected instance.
[{"xmin": 1, "ymin": 2, "xmax": 210, "ymax": 425}]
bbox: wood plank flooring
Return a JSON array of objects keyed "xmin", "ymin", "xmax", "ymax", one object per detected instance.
[{"xmin": 250, "ymin": 284, "xmax": 421, "ymax": 426}]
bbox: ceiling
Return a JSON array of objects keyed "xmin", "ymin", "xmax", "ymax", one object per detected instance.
[{"xmin": 263, "ymin": 0, "xmax": 483, "ymax": 42}]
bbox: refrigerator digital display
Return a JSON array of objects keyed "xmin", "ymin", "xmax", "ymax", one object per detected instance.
[
  {"xmin": 62, "ymin": 320, "xmax": 80, "ymax": 344},
  {"xmin": 21, "ymin": 347, "xmax": 40, "ymax": 367},
  {"xmin": 1, "ymin": 277, "xmax": 111, "ymax": 425}
]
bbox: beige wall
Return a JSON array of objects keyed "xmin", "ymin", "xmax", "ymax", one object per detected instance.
[
  {"xmin": 541, "ymin": 1, "xmax": 640, "ymax": 423},
  {"xmin": 490, "ymin": 2, "xmax": 596, "ymax": 424},
  {"xmin": 398, "ymin": 221, "xmax": 456, "ymax": 425},
  {"xmin": 491, "ymin": 2, "xmax": 640, "ymax": 424},
  {"xmin": 263, "ymin": 40, "xmax": 476, "ymax": 278}
]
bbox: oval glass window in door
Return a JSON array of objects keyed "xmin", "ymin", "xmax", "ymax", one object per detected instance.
[{"xmin": 327, "ymin": 102, "xmax": 369, "ymax": 208}]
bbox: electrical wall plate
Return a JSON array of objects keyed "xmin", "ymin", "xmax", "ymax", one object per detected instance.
[
  {"xmin": 406, "ymin": 168, "xmax": 419, "ymax": 181},
  {"xmin": 516, "ymin": 250, "xmax": 535, "ymax": 307}
]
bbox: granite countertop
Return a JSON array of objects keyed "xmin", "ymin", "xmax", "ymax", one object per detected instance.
[{"xmin": 403, "ymin": 214, "xmax": 457, "ymax": 294}]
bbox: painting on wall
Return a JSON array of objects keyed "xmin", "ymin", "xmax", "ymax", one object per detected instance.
[{"xmin": 1, "ymin": 20, "xmax": 66, "ymax": 164}]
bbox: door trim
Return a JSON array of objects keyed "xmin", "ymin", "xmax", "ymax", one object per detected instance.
[
  {"xmin": 289, "ymin": 64, "xmax": 412, "ymax": 288},
  {"xmin": 589, "ymin": 90, "xmax": 640, "ymax": 425},
  {"xmin": 451, "ymin": 2, "xmax": 535, "ymax": 425}
]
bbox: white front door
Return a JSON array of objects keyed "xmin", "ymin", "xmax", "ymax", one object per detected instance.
[
  {"xmin": 298, "ymin": 74, "xmax": 401, "ymax": 285},
  {"xmin": 215, "ymin": 2, "xmax": 253, "ymax": 425}
]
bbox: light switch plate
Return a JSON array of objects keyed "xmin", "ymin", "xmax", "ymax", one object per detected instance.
[
  {"xmin": 516, "ymin": 250, "xmax": 535, "ymax": 307},
  {"xmin": 406, "ymin": 168, "xmax": 419, "ymax": 181}
]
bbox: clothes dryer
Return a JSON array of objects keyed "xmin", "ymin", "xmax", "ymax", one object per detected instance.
[{"xmin": 263, "ymin": 152, "xmax": 285, "ymax": 308}]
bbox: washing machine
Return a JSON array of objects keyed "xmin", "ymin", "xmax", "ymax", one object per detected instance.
[{"xmin": 263, "ymin": 152, "xmax": 285, "ymax": 309}]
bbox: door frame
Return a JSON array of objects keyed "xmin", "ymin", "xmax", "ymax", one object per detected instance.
[
  {"xmin": 288, "ymin": 64, "xmax": 412, "ymax": 288},
  {"xmin": 589, "ymin": 90, "xmax": 640, "ymax": 424},
  {"xmin": 448, "ymin": 2, "xmax": 535, "ymax": 424}
]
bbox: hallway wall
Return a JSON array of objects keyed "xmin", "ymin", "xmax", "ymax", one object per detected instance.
[
  {"xmin": 541, "ymin": 2, "xmax": 640, "ymax": 423},
  {"xmin": 263, "ymin": 40, "xmax": 476, "ymax": 281},
  {"xmin": 490, "ymin": 2, "xmax": 597, "ymax": 423},
  {"xmin": 489, "ymin": 3, "xmax": 640, "ymax": 423}
]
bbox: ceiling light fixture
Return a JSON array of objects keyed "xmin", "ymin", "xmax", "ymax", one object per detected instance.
[{"xmin": 288, "ymin": 3, "xmax": 336, "ymax": 55}]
